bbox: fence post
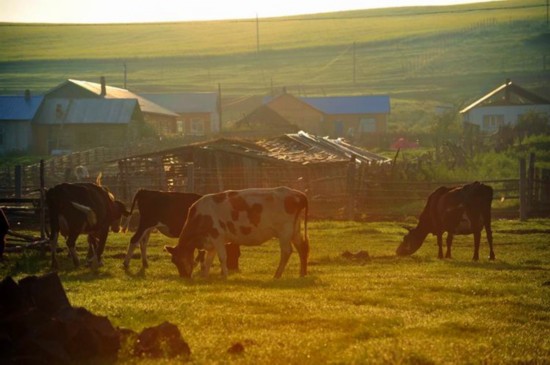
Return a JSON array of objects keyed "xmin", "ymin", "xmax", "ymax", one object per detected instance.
[
  {"xmin": 519, "ymin": 158, "xmax": 527, "ymax": 221},
  {"xmin": 14, "ymin": 165, "xmax": 22, "ymax": 199},
  {"xmin": 39, "ymin": 160, "xmax": 46, "ymax": 244},
  {"xmin": 528, "ymin": 152, "xmax": 535, "ymax": 214},
  {"xmin": 186, "ymin": 163, "xmax": 195, "ymax": 193},
  {"xmin": 346, "ymin": 155, "xmax": 357, "ymax": 220}
]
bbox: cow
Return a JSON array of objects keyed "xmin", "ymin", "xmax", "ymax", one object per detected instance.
[
  {"xmin": 46, "ymin": 182, "xmax": 130, "ymax": 269},
  {"xmin": 165, "ymin": 186, "xmax": 309, "ymax": 279},
  {"xmin": 0, "ymin": 208, "xmax": 9, "ymax": 261},
  {"xmin": 396, "ymin": 181, "xmax": 495, "ymax": 261},
  {"xmin": 122, "ymin": 189, "xmax": 241, "ymax": 270}
]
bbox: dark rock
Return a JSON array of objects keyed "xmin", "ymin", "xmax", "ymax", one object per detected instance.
[
  {"xmin": 227, "ymin": 342, "xmax": 245, "ymax": 354},
  {"xmin": 135, "ymin": 321, "xmax": 190, "ymax": 359}
]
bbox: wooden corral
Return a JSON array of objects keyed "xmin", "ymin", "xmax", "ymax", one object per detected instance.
[{"xmin": 115, "ymin": 132, "xmax": 391, "ymax": 218}]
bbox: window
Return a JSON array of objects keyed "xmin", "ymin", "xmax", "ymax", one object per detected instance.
[
  {"xmin": 482, "ymin": 115, "xmax": 504, "ymax": 131},
  {"xmin": 190, "ymin": 118, "xmax": 204, "ymax": 135},
  {"xmin": 0, "ymin": 127, "xmax": 4, "ymax": 145},
  {"xmin": 359, "ymin": 118, "xmax": 376, "ymax": 133},
  {"xmin": 176, "ymin": 120, "xmax": 184, "ymax": 134}
]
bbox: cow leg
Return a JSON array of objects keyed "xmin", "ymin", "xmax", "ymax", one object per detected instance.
[
  {"xmin": 445, "ymin": 233, "xmax": 454, "ymax": 259},
  {"xmin": 274, "ymin": 238, "xmax": 293, "ymax": 279},
  {"xmin": 472, "ymin": 230, "xmax": 481, "ymax": 261},
  {"xmin": 140, "ymin": 230, "xmax": 151, "ymax": 268},
  {"xmin": 124, "ymin": 227, "xmax": 152, "ymax": 268},
  {"xmin": 66, "ymin": 233, "xmax": 80, "ymax": 268},
  {"xmin": 226, "ymin": 243, "xmax": 241, "ymax": 272},
  {"xmin": 87, "ymin": 235, "xmax": 99, "ymax": 269},
  {"xmin": 291, "ymin": 223, "xmax": 309, "ymax": 277},
  {"xmin": 95, "ymin": 229, "xmax": 109, "ymax": 267},
  {"xmin": 437, "ymin": 234, "xmax": 444, "ymax": 259},
  {"xmin": 50, "ymin": 231, "xmax": 60, "ymax": 270},
  {"xmin": 202, "ymin": 248, "xmax": 220, "ymax": 278},
  {"xmin": 482, "ymin": 209, "xmax": 495, "ymax": 260},
  {"xmin": 214, "ymin": 242, "xmax": 229, "ymax": 278}
]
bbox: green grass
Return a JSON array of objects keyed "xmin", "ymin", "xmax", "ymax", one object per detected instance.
[{"xmin": 2, "ymin": 219, "xmax": 549, "ymax": 363}]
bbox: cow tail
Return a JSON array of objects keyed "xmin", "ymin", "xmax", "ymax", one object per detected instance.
[{"xmin": 121, "ymin": 190, "xmax": 139, "ymax": 233}]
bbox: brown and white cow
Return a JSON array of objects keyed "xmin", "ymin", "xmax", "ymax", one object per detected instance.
[
  {"xmin": 165, "ymin": 186, "xmax": 309, "ymax": 279},
  {"xmin": 123, "ymin": 189, "xmax": 240, "ymax": 269},
  {"xmin": 46, "ymin": 182, "xmax": 130, "ymax": 269},
  {"xmin": 396, "ymin": 181, "xmax": 495, "ymax": 261}
]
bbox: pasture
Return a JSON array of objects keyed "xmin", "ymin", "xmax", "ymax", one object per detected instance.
[{"xmin": 1, "ymin": 218, "xmax": 549, "ymax": 364}]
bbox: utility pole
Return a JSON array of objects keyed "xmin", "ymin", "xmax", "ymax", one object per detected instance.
[
  {"xmin": 547, "ymin": 0, "xmax": 549, "ymax": 26},
  {"xmin": 217, "ymin": 83, "xmax": 222, "ymax": 133},
  {"xmin": 352, "ymin": 42, "xmax": 356, "ymax": 85},
  {"xmin": 256, "ymin": 13, "xmax": 260, "ymax": 53},
  {"xmin": 123, "ymin": 62, "xmax": 127, "ymax": 89}
]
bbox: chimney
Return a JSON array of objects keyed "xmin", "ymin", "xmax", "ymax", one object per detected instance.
[
  {"xmin": 24, "ymin": 89, "xmax": 31, "ymax": 101},
  {"xmin": 100, "ymin": 76, "xmax": 106, "ymax": 96}
]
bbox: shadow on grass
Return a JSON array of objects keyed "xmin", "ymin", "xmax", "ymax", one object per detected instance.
[{"xmin": 447, "ymin": 259, "xmax": 548, "ymax": 271}]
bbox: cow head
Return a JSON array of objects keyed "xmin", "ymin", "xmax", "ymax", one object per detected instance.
[
  {"xmin": 165, "ymin": 245, "xmax": 194, "ymax": 278},
  {"xmin": 110, "ymin": 200, "xmax": 131, "ymax": 233},
  {"xmin": 396, "ymin": 228, "xmax": 423, "ymax": 256}
]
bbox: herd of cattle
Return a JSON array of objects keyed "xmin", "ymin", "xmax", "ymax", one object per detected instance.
[{"xmin": 0, "ymin": 180, "xmax": 496, "ymax": 278}]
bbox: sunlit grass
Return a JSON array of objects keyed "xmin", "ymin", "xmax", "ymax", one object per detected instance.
[{"xmin": 2, "ymin": 219, "xmax": 549, "ymax": 363}]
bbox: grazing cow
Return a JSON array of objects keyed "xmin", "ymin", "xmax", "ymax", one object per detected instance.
[
  {"xmin": 165, "ymin": 186, "xmax": 309, "ymax": 279},
  {"xmin": 123, "ymin": 189, "xmax": 241, "ymax": 269},
  {"xmin": 46, "ymin": 182, "xmax": 130, "ymax": 269},
  {"xmin": 0, "ymin": 208, "xmax": 9, "ymax": 260},
  {"xmin": 396, "ymin": 181, "xmax": 495, "ymax": 261}
]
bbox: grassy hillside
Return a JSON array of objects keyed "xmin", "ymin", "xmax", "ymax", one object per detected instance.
[{"xmin": 0, "ymin": 0, "xmax": 548, "ymax": 123}]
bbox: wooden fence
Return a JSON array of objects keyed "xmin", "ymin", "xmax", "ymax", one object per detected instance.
[{"xmin": 1, "ymin": 156, "xmax": 548, "ymax": 232}]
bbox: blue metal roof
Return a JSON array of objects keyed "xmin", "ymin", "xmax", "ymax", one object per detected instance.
[
  {"xmin": 301, "ymin": 95, "xmax": 390, "ymax": 114},
  {"xmin": 0, "ymin": 95, "xmax": 44, "ymax": 120}
]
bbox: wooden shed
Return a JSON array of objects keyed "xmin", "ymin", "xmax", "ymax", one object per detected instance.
[{"xmin": 115, "ymin": 132, "xmax": 390, "ymax": 205}]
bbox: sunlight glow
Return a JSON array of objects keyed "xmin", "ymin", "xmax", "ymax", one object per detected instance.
[{"xmin": 0, "ymin": 0, "xmax": 499, "ymax": 24}]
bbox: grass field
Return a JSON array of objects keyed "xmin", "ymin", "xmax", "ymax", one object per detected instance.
[{"xmin": 2, "ymin": 219, "xmax": 549, "ymax": 364}]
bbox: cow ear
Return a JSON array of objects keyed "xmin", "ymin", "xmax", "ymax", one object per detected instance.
[{"xmin": 164, "ymin": 245, "xmax": 176, "ymax": 255}]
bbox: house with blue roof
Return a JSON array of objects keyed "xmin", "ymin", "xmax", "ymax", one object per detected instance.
[
  {"xmin": 0, "ymin": 91, "xmax": 43, "ymax": 155},
  {"xmin": 265, "ymin": 92, "xmax": 390, "ymax": 139}
]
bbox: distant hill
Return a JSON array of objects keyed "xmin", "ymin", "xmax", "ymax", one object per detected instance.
[{"xmin": 0, "ymin": 0, "xmax": 548, "ymax": 129}]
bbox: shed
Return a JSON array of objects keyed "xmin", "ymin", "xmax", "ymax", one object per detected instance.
[{"xmin": 114, "ymin": 131, "xmax": 390, "ymax": 203}]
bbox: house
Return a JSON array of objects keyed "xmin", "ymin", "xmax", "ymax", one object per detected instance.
[
  {"xmin": 33, "ymin": 98, "xmax": 144, "ymax": 154},
  {"xmin": 45, "ymin": 78, "xmax": 179, "ymax": 136},
  {"xmin": 264, "ymin": 92, "xmax": 390, "ymax": 139},
  {"xmin": 0, "ymin": 90, "xmax": 43, "ymax": 155},
  {"xmin": 460, "ymin": 79, "xmax": 550, "ymax": 133},
  {"xmin": 232, "ymin": 104, "xmax": 299, "ymax": 137},
  {"xmin": 141, "ymin": 92, "xmax": 220, "ymax": 136}
]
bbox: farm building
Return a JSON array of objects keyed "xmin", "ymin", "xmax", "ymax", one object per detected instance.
[
  {"xmin": 0, "ymin": 91, "xmax": 43, "ymax": 155},
  {"xmin": 33, "ymin": 98, "xmax": 145, "ymax": 154},
  {"xmin": 460, "ymin": 79, "xmax": 550, "ymax": 133},
  {"xmin": 264, "ymin": 92, "xmax": 390, "ymax": 140},
  {"xmin": 114, "ymin": 131, "xmax": 391, "ymax": 211},
  {"xmin": 44, "ymin": 78, "xmax": 179, "ymax": 137},
  {"xmin": 141, "ymin": 92, "xmax": 220, "ymax": 136},
  {"xmin": 232, "ymin": 104, "xmax": 299, "ymax": 137}
]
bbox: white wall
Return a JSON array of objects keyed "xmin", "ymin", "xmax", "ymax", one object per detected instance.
[{"xmin": 463, "ymin": 104, "xmax": 550, "ymax": 132}]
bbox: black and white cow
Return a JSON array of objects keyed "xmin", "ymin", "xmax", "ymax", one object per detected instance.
[{"xmin": 165, "ymin": 186, "xmax": 309, "ymax": 279}]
